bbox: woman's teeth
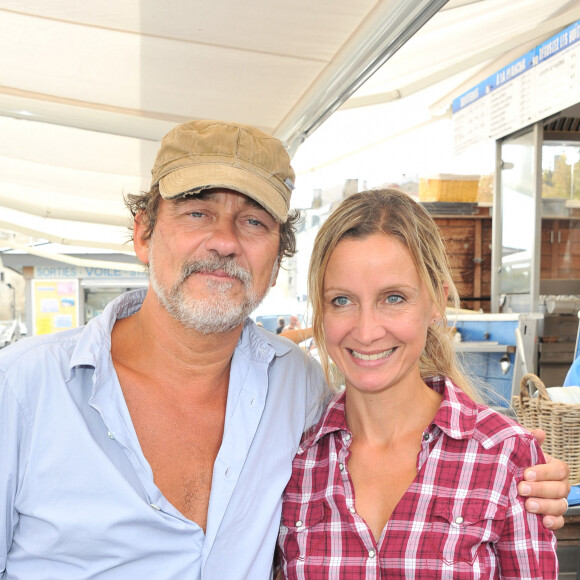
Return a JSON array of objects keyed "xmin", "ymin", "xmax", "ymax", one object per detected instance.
[{"xmin": 351, "ymin": 348, "xmax": 394, "ymax": 361}]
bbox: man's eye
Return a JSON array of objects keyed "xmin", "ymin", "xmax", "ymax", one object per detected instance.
[
  {"xmin": 189, "ymin": 211, "xmax": 204, "ymax": 218},
  {"xmin": 332, "ymin": 296, "xmax": 351, "ymax": 306},
  {"xmin": 247, "ymin": 218, "xmax": 264, "ymax": 227}
]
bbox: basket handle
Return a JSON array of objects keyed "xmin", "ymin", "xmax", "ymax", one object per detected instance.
[{"xmin": 519, "ymin": 373, "xmax": 550, "ymax": 402}]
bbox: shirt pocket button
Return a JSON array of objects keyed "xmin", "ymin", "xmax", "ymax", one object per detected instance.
[
  {"xmin": 427, "ymin": 497, "xmax": 507, "ymax": 566},
  {"xmin": 279, "ymin": 500, "xmax": 327, "ymax": 564}
]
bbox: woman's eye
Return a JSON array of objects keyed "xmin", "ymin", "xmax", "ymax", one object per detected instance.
[
  {"xmin": 386, "ymin": 295, "xmax": 403, "ymax": 304},
  {"xmin": 332, "ymin": 296, "xmax": 351, "ymax": 306}
]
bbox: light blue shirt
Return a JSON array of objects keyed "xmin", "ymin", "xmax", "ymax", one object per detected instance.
[
  {"xmin": 564, "ymin": 357, "xmax": 580, "ymax": 386},
  {"xmin": 0, "ymin": 289, "xmax": 327, "ymax": 579}
]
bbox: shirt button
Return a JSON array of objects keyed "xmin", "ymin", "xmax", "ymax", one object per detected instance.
[
  {"xmin": 422, "ymin": 432, "xmax": 430, "ymax": 441},
  {"xmin": 107, "ymin": 431, "xmax": 115, "ymax": 440},
  {"xmin": 150, "ymin": 503, "xmax": 161, "ymax": 511},
  {"xmin": 455, "ymin": 516, "xmax": 464, "ymax": 524},
  {"xmin": 348, "ymin": 507, "xmax": 356, "ymax": 514},
  {"xmin": 368, "ymin": 549, "xmax": 376, "ymax": 558},
  {"xmin": 339, "ymin": 463, "xmax": 345, "ymax": 471},
  {"xmin": 344, "ymin": 433, "xmax": 352, "ymax": 441},
  {"xmin": 295, "ymin": 520, "xmax": 303, "ymax": 528}
]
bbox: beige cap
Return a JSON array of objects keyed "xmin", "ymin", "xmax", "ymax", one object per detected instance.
[{"xmin": 151, "ymin": 120, "xmax": 295, "ymax": 223}]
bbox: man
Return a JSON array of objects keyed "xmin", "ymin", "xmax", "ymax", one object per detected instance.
[
  {"xmin": 276, "ymin": 317, "xmax": 286, "ymax": 334},
  {"xmin": 283, "ymin": 314, "xmax": 301, "ymax": 333},
  {"xmin": 0, "ymin": 120, "xmax": 570, "ymax": 579}
]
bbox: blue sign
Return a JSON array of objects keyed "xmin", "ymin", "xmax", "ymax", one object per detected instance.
[{"xmin": 453, "ymin": 19, "xmax": 580, "ymax": 114}]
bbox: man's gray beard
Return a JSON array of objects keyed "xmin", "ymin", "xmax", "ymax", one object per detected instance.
[{"xmin": 149, "ymin": 251, "xmax": 273, "ymax": 334}]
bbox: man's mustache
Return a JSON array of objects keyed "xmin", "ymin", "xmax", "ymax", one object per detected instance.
[{"xmin": 179, "ymin": 256, "xmax": 252, "ymax": 285}]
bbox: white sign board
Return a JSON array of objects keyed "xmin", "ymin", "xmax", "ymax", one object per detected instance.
[{"xmin": 453, "ymin": 20, "xmax": 580, "ymax": 153}]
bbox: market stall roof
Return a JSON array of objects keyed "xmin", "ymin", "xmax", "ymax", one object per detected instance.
[{"xmin": 0, "ymin": 0, "xmax": 579, "ymax": 265}]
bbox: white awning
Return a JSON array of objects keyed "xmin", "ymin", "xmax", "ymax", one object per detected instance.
[{"xmin": 0, "ymin": 0, "xmax": 578, "ymax": 264}]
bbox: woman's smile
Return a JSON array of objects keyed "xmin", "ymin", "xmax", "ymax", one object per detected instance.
[{"xmin": 349, "ymin": 347, "xmax": 395, "ymax": 362}]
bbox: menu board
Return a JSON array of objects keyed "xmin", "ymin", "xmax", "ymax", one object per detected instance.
[{"xmin": 453, "ymin": 19, "xmax": 580, "ymax": 154}]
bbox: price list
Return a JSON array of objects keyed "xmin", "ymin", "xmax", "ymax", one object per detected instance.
[{"xmin": 453, "ymin": 19, "xmax": 580, "ymax": 154}]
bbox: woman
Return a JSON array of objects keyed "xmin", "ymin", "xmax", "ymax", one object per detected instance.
[{"xmin": 277, "ymin": 189, "xmax": 558, "ymax": 578}]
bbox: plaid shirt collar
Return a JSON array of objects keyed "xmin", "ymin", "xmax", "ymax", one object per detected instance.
[{"xmin": 299, "ymin": 376, "xmax": 479, "ymax": 453}]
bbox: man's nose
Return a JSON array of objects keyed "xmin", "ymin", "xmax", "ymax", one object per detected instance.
[{"xmin": 204, "ymin": 218, "xmax": 242, "ymax": 257}]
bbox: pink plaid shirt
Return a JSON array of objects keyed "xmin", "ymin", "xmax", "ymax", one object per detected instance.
[{"xmin": 277, "ymin": 376, "xmax": 558, "ymax": 579}]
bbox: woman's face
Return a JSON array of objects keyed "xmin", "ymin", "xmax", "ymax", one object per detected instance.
[{"xmin": 322, "ymin": 232, "xmax": 439, "ymax": 396}]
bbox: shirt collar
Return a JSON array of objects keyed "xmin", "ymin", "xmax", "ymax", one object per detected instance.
[
  {"xmin": 299, "ymin": 376, "xmax": 479, "ymax": 452},
  {"xmin": 70, "ymin": 288, "xmax": 146, "ymax": 372},
  {"xmin": 70, "ymin": 287, "xmax": 294, "ymax": 370},
  {"xmin": 236, "ymin": 318, "xmax": 293, "ymax": 363},
  {"xmin": 427, "ymin": 375, "xmax": 478, "ymax": 439},
  {"xmin": 299, "ymin": 391, "xmax": 348, "ymax": 451}
]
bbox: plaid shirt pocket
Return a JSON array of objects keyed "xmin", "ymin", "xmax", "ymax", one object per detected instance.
[
  {"xmin": 279, "ymin": 499, "xmax": 327, "ymax": 565},
  {"xmin": 428, "ymin": 497, "xmax": 507, "ymax": 567}
]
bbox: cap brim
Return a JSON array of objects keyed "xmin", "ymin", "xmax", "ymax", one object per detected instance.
[{"xmin": 159, "ymin": 164, "xmax": 289, "ymax": 223}]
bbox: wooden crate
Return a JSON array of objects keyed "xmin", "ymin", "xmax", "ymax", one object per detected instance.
[
  {"xmin": 419, "ymin": 174, "xmax": 480, "ymax": 202},
  {"xmin": 433, "ymin": 214, "xmax": 492, "ymax": 312}
]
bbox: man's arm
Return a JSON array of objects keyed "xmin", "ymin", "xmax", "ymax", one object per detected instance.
[
  {"xmin": 518, "ymin": 429, "xmax": 571, "ymax": 530},
  {"xmin": 279, "ymin": 327, "xmax": 313, "ymax": 344}
]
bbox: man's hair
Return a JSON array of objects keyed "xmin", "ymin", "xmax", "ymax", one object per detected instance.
[{"xmin": 124, "ymin": 185, "xmax": 301, "ymax": 261}]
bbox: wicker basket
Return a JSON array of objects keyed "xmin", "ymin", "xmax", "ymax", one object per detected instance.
[{"xmin": 512, "ymin": 373, "xmax": 580, "ymax": 485}]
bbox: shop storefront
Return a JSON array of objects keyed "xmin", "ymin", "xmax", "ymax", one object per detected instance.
[{"xmin": 24, "ymin": 263, "xmax": 148, "ymax": 334}]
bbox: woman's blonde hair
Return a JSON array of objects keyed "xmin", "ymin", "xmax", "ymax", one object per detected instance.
[{"xmin": 307, "ymin": 188, "xmax": 479, "ymax": 400}]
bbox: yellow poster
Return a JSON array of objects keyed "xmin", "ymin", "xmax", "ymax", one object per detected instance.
[{"xmin": 32, "ymin": 279, "xmax": 79, "ymax": 335}]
